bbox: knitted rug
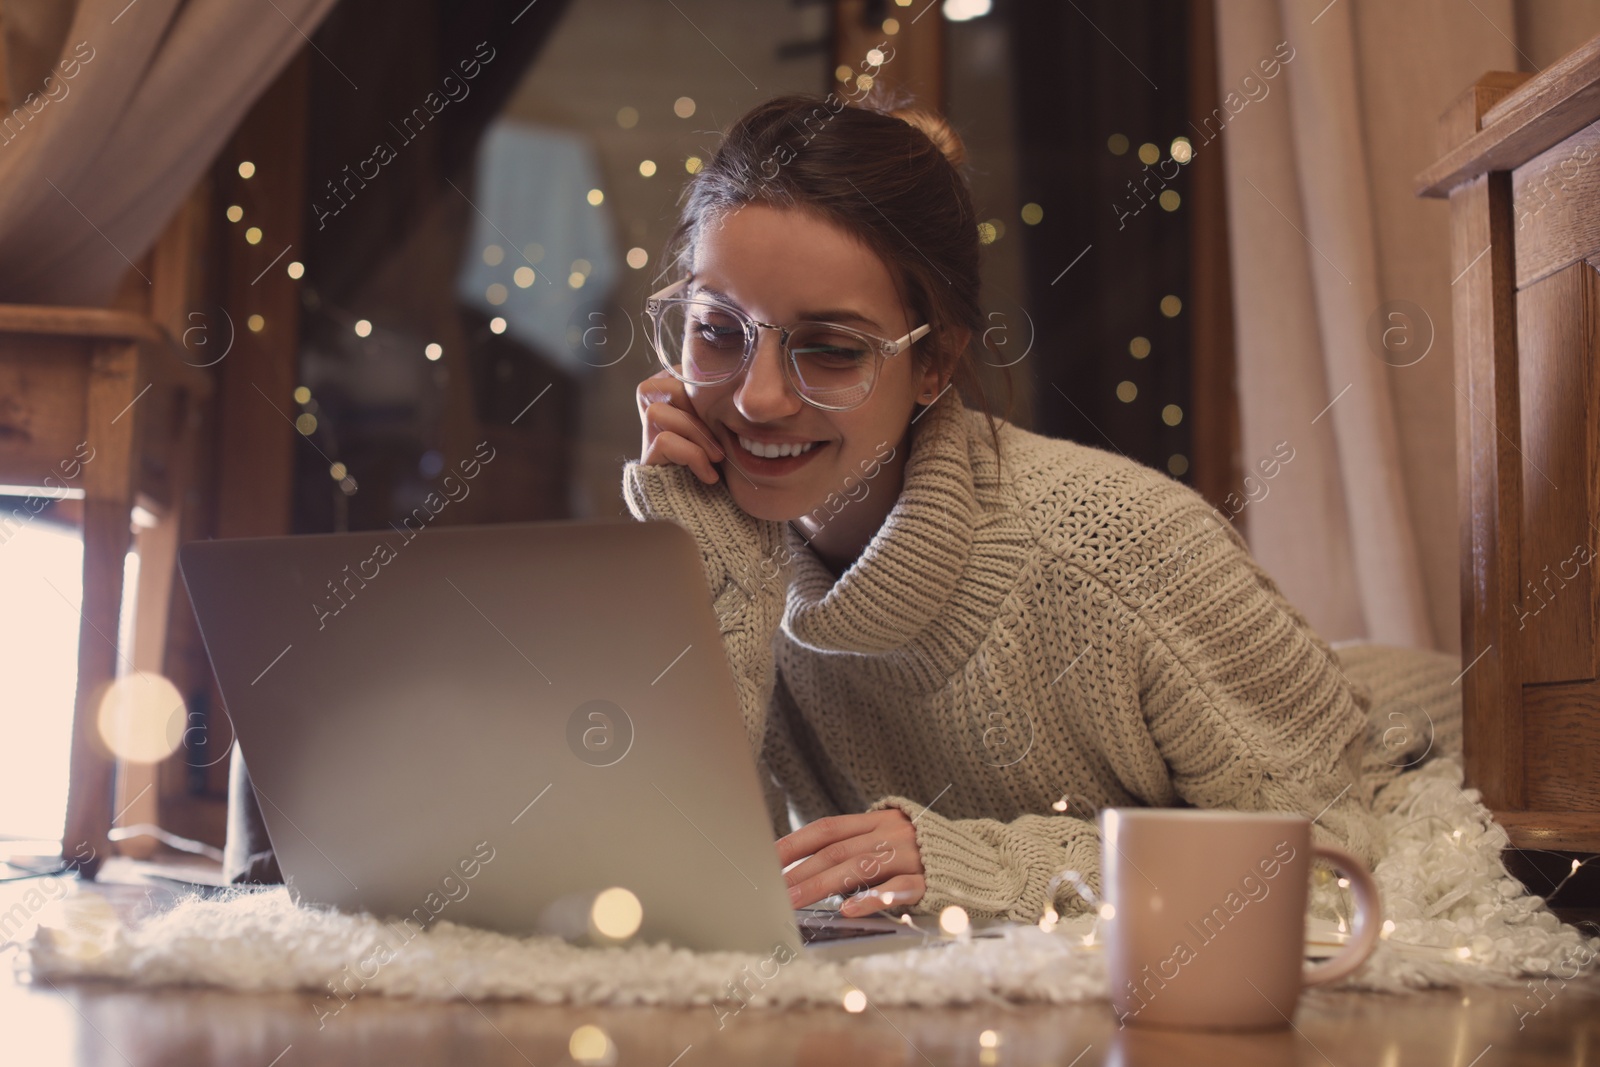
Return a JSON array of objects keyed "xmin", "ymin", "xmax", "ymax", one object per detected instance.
[{"xmin": 23, "ymin": 759, "xmax": 1598, "ymax": 1010}]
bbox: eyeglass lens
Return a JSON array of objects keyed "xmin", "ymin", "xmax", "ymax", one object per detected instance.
[{"xmin": 654, "ymin": 297, "xmax": 877, "ymax": 409}]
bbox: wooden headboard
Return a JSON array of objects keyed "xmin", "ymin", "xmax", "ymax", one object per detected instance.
[{"xmin": 1416, "ymin": 35, "xmax": 1600, "ymax": 852}]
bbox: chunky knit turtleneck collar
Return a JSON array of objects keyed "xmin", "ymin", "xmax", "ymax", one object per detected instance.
[{"xmin": 779, "ymin": 394, "xmax": 1030, "ymax": 688}]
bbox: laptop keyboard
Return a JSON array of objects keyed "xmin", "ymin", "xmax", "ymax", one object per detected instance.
[{"xmin": 798, "ymin": 921, "xmax": 899, "ymax": 944}]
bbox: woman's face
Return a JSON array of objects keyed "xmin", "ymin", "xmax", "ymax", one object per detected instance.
[{"xmin": 685, "ymin": 203, "xmax": 942, "ymax": 524}]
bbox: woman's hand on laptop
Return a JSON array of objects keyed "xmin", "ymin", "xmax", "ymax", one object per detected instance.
[
  {"xmin": 636, "ymin": 368, "xmax": 725, "ymax": 484},
  {"xmin": 776, "ymin": 810, "xmax": 926, "ymax": 917}
]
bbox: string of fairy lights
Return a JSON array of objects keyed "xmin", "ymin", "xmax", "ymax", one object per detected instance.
[
  {"xmin": 222, "ymin": 95, "xmax": 711, "ymax": 504},
  {"xmin": 1106, "ymin": 131, "xmax": 1193, "ymax": 478},
  {"xmin": 226, "ymin": 29, "xmax": 1194, "ymax": 518}
]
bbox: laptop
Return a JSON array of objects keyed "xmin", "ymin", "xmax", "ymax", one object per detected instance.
[{"xmin": 178, "ymin": 518, "xmax": 989, "ymax": 960}]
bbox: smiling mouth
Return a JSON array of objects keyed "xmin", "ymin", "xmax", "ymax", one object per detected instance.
[{"xmin": 735, "ymin": 435, "xmax": 822, "ymax": 459}]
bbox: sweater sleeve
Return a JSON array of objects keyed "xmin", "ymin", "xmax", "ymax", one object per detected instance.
[
  {"xmin": 865, "ymin": 795, "xmax": 1105, "ymax": 923},
  {"xmin": 867, "ymin": 498, "xmax": 1380, "ymax": 927},
  {"xmin": 1114, "ymin": 508, "xmax": 1380, "ymax": 870},
  {"xmin": 620, "ymin": 460, "xmax": 794, "ymax": 837}
]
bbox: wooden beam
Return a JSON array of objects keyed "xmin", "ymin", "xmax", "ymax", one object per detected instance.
[
  {"xmin": 1185, "ymin": 0, "xmax": 1242, "ymax": 526},
  {"xmin": 1416, "ymin": 38, "xmax": 1600, "ymax": 197},
  {"xmin": 213, "ymin": 51, "xmax": 309, "ymax": 542},
  {"xmin": 1448, "ymin": 171, "xmax": 1526, "ymax": 811}
]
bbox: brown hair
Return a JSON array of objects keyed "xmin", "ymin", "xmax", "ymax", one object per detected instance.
[{"xmin": 659, "ymin": 87, "xmax": 1013, "ymax": 461}]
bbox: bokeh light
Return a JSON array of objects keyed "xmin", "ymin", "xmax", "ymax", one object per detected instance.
[
  {"xmin": 590, "ymin": 887, "xmax": 643, "ymax": 940},
  {"xmin": 569, "ymin": 1024, "xmax": 615, "ymax": 1065},
  {"xmin": 96, "ymin": 672, "xmax": 185, "ymax": 763}
]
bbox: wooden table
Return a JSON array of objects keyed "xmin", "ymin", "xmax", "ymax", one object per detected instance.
[{"xmin": 3, "ymin": 879, "xmax": 1597, "ymax": 1066}]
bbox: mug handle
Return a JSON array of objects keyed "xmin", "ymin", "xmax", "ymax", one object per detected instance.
[{"xmin": 1302, "ymin": 843, "xmax": 1382, "ymax": 987}]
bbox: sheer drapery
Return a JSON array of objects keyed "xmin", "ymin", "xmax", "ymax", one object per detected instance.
[
  {"xmin": 1213, "ymin": 0, "xmax": 1600, "ymax": 653},
  {"xmin": 0, "ymin": 0, "xmax": 337, "ymax": 305}
]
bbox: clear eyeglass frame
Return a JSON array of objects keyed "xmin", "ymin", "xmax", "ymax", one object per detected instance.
[{"xmin": 643, "ymin": 277, "xmax": 932, "ymax": 412}]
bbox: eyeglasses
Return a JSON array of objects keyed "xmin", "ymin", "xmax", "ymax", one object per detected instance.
[{"xmin": 643, "ymin": 277, "xmax": 931, "ymax": 411}]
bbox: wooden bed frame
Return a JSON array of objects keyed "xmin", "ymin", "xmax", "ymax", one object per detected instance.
[{"xmin": 1417, "ymin": 34, "xmax": 1600, "ymax": 852}]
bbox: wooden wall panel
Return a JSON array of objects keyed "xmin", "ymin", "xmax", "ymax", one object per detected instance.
[
  {"xmin": 1524, "ymin": 682, "xmax": 1600, "ymax": 810},
  {"xmin": 1515, "ymin": 265, "xmax": 1595, "ymax": 683}
]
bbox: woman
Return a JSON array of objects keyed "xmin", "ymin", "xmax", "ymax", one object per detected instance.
[{"xmin": 623, "ymin": 91, "xmax": 1382, "ymax": 925}]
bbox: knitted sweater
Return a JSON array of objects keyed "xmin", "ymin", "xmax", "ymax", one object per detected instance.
[{"xmin": 620, "ymin": 392, "xmax": 1381, "ymax": 924}]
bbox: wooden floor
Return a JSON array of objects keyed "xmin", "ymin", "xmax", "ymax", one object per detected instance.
[{"xmin": 3, "ymin": 874, "xmax": 1598, "ymax": 1066}]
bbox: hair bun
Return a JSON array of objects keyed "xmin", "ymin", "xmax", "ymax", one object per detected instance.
[{"xmin": 889, "ymin": 106, "xmax": 968, "ymax": 169}]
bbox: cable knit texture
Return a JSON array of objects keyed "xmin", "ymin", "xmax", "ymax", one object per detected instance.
[{"xmin": 622, "ymin": 393, "xmax": 1420, "ymax": 924}]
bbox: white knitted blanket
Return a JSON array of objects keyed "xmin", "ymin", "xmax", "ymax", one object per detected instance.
[{"xmin": 24, "ymin": 759, "xmax": 1597, "ymax": 1010}]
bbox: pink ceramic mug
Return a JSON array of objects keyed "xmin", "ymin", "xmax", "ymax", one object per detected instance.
[{"xmin": 1099, "ymin": 808, "xmax": 1381, "ymax": 1031}]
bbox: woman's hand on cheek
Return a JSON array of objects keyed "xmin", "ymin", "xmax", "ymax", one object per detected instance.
[
  {"xmin": 636, "ymin": 368, "xmax": 725, "ymax": 483},
  {"xmin": 776, "ymin": 809, "xmax": 926, "ymax": 917}
]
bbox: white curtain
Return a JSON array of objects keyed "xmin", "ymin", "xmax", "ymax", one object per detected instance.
[
  {"xmin": 1213, "ymin": 0, "xmax": 1600, "ymax": 654},
  {"xmin": 0, "ymin": 0, "xmax": 338, "ymax": 305}
]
